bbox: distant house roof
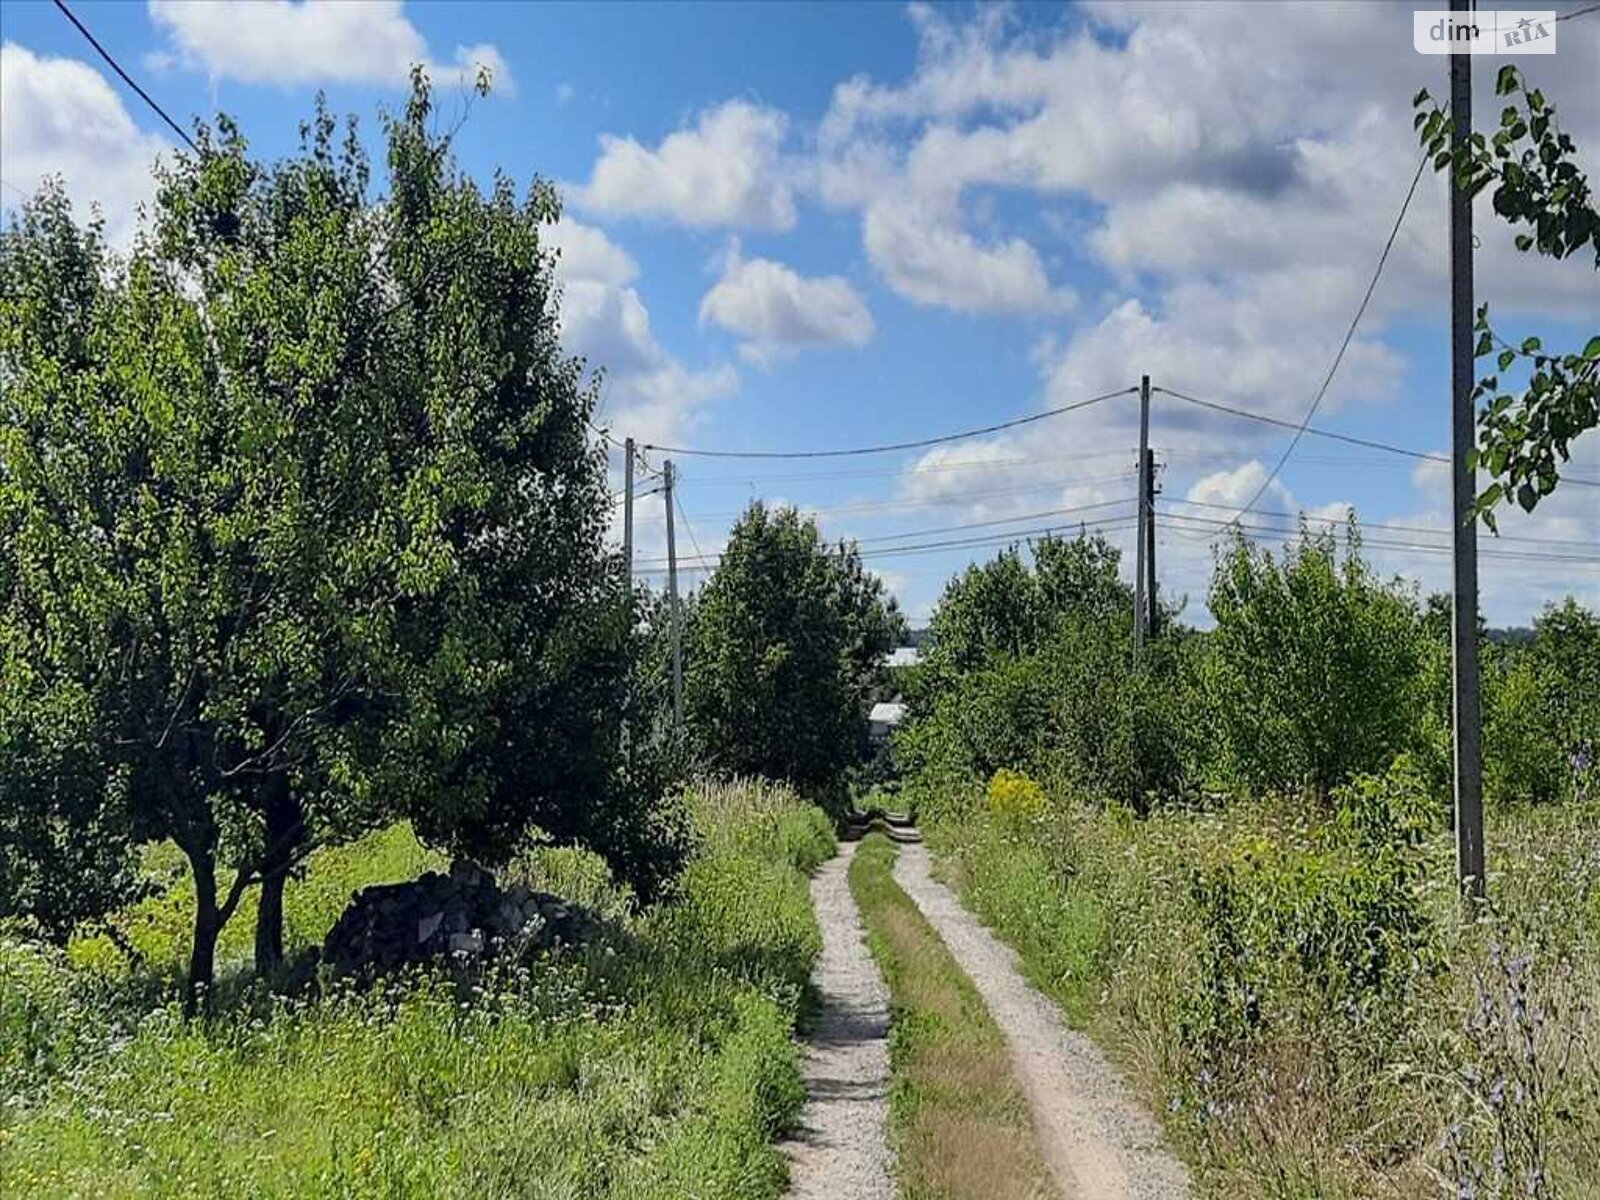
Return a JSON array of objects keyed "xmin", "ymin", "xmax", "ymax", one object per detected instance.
[
  {"xmin": 884, "ymin": 647, "xmax": 922, "ymax": 669},
  {"xmin": 869, "ymin": 701, "xmax": 906, "ymax": 726}
]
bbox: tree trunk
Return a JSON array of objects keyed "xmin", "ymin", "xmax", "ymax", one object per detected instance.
[
  {"xmin": 186, "ymin": 849, "xmax": 221, "ymax": 1018},
  {"xmin": 253, "ymin": 771, "xmax": 301, "ymax": 977}
]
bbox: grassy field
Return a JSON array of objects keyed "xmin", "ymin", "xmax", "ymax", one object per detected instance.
[
  {"xmin": 849, "ymin": 831, "xmax": 1057, "ymax": 1200},
  {"xmin": 1, "ymin": 779, "xmax": 834, "ymax": 1199},
  {"xmin": 925, "ymin": 786, "xmax": 1600, "ymax": 1199}
]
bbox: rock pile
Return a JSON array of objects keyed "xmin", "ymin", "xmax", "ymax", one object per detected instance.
[{"xmin": 320, "ymin": 858, "xmax": 605, "ymax": 979}]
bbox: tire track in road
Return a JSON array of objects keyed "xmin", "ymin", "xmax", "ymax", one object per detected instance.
[
  {"xmin": 894, "ymin": 840, "xmax": 1192, "ymax": 1200},
  {"xmin": 782, "ymin": 838, "xmax": 894, "ymax": 1200}
]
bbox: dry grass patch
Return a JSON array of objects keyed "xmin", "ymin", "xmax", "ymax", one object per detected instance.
[{"xmin": 849, "ymin": 832, "xmax": 1059, "ymax": 1200}]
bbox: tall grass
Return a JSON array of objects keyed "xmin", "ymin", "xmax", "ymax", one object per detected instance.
[
  {"xmin": 926, "ymin": 786, "xmax": 1600, "ymax": 1198},
  {"xmin": 0, "ymin": 779, "xmax": 835, "ymax": 1199}
]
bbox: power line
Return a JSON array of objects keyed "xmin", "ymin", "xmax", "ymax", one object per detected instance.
[
  {"xmin": 630, "ymin": 515, "xmax": 1145, "ymax": 576},
  {"xmin": 679, "ymin": 445, "xmax": 1142, "ymax": 488},
  {"xmin": 1156, "ymin": 385, "xmax": 1447, "ymax": 461},
  {"xmin": 1156, "ymin": 508, "xmax": 1600, "ymax": 565},
  {"xmin": 636, "ymin": 496, "xmax": 1140, "ymax": 566},
  {"xmin": 852, "ymin": 497, "xmax": 1137, "ymax": 545},
  {"xmin": 1224, "ymin": 151, "xmax": 1431, "ymax": 524},
  {"xmin": 52, "ymin": 0, "xmax": 199, "ymax": 154},
  {"xmin": 1155, "ymin": 384, "xmax": 1600, "ymax": 487},
  {"xmin": 674, "ymin": 491, "xmax": 711, "ymax": 581},
  {"xmin": 638, "ymin": 386, "xmax": 1136, "ymax": 460},
  {"xmin": 1166, "ymin": 496, "xmax": 1600, "ymax": 549},
  {"xmin": 632, "ymin": 469, "xmax": 1139, "ymax": 529},
  {"xmin": 1557, "ymin": 2, "xmax": 1600, "ymax": 20}
]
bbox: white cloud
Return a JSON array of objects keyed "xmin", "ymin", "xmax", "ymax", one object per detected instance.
[
  {"xmin": 146, "ymin": 1, "xmax": 514, "ymax": 95},
  {"xmin": 862, "ymin": 196, "xmax": 1074, "ymax": 314},
  {"xmin": 1186, "ymin": 462, "xmax": 1294, "ymax": 515},
  {"xmin": 699, "ymin": 243, "xmax": 874, "ymax": 363},
  {"xmin": 543, "ymin": 218, "xmax": 639, "ymax": 288},
  {"xmin": 555, "ymin": 82, "xmax": 575, "ymax": 106},
  {"xmin": 544, "ymin": 219, "xmax": 737, "ymax": 450},
  {"xmin": 0, "ymin": 43, "xmax": 170, "ymax": 245},
  {"xmin": 575, "ymin": 101, "xmax": 796, "ymax": 231}
]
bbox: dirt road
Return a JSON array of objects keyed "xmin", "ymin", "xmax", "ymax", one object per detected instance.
[
  {"xmin": 781, "ymin": 840, "xmax": 894, "ymax": 1199},
  {"xmin": 893, "ymin": 841, "xmax": 1192, "ymax": 1200}
]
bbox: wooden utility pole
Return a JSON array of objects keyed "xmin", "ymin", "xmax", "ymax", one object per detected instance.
[
  {"xmin": 623, "ymin": 436, "xmax": 635, "ymax": 592},
  {"xmin": 1144, "ymin": 447, "xmax": 1159, "ymax": 639},
  {"xmin": 1133, "ymin": 374, "xmax": 1151, "ymax": 662},
  {"xmin": 1449, "ymin": 4, "xmax": 1485, "ymax": 901},
  {"xmin": 664, "ymin": 459, "xmax": 684, "ymax": 733}
]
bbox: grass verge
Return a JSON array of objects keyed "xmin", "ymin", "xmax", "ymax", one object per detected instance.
[{"xmin": 848, "ymin": 831, "xmax": 1057, "ymax": 1200}]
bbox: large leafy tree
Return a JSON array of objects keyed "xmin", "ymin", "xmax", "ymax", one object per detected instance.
[
  {"xmin": 685, "ymin": 502, "xmax": 902, "ymax": 799},
  {"xmin": 916, "ymin": 532, "xmax": 1133, "ymax": 704},
  {"xmin": 1, "ymin": 74, "xmax": 664, "ymax": 1006}
]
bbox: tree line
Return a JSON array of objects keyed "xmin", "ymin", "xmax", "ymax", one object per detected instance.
[{"xmin": 898, "ymin": 521, "xmax": 1599, "ymax": 821}]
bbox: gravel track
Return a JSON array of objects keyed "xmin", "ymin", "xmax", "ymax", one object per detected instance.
[
  {"xmin": 782, "ymin": 839, "xmax": 894, "ymax": 1200},
  {"xmin": 894, "ymin": 841, "xmax": 1192, "ymax": 1200}
]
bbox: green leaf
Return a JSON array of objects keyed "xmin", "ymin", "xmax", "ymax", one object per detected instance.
[
  {"xmin": 1498, "ymin": 349, "xmax": 1516, "ymax": 372},
  {"xmin": 1496, "ymin": 65, "xmax": 1519, "ymax": 95},
  {"xmin": 1479, "ymin": 481, "xmax": 1503, "ymax": 510},
  {"xmin": 1413, "ymin": 87, "xmax": 1430, "ymax": 107},
  {"xmin": 1583, "ymin": 336, "xmax": 1600, "ymax": 360}
]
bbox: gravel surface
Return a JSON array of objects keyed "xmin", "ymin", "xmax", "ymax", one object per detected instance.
[
  {"xmin": 782, "ymin": 840, "xmax": 894, "ymax": 1200},
  {"xmin": 895, "ymin": 841, "xmax": 1193, "ymax": 1200}
]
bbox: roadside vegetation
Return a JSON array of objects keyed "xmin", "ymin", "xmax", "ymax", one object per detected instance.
[
  {"xmin": 1, "ymin": 778, "xmax": 832, "ymax": 1198},
  {"xmin": 1, "ymin": 70, "xmax": 898, "ymax": 1200},
  {"xmin": 849, "ymin": 831, "xmax": 1057, "ymax": 1200},
  {"xmin": 896, "ymin": 527, "xmax": 1600, "ymax": 1198}
]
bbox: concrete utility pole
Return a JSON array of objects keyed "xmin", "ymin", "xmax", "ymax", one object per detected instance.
[
  {"xmin": 1133, "ymin": 374, "xmax": 1151, "ymax": 663},
  {"xmin": 1144, "ymin": 447, "xmax": 1159, "ymax": 640},
  {"xmin": 664, "ymin": 459, "xmax": 684, "ymax": 734},
  {"xmin": 1449, "ymin": 3, "xmax": 1486, "ymax": 902},
  {"xmin": 623, "ymin": 436, "xmax": 635, "ymax": 593}
]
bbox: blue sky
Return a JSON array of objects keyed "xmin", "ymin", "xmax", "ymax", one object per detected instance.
[{"xmin": 3, "ymin": 1, "xmax": 1596, "ymax": 625}]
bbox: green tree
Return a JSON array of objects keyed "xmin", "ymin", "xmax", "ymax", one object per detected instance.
[
  {"xmin": 1, "ymin": 76, "xmax": 666, "ymax": 1005},
  {"xmin": 1415, "ymin": 67, "xmax": 1599, "ymax": 523},
  {"xmin": 0, "ymin": 188, "xmax": 141, "ymax": 939},
  {"xmin": 919, "ymin": 548, "xmax": 1038, "ymax": 693},
  {"xmin": 685, "ymin": 503, "xmax": 901, "ymax": 800},
  {"xmin": 1202, "ymin": 523, "xmax": 1424, "ymax": 802},
  {"xmin": 898, "ymin": 533, "xmax": 1181, "ymax": 810}
]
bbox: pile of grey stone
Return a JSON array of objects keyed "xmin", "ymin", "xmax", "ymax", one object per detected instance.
[{"xmin": 319, "ymin": 857, "xmax": 605, "ymax": 979}]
